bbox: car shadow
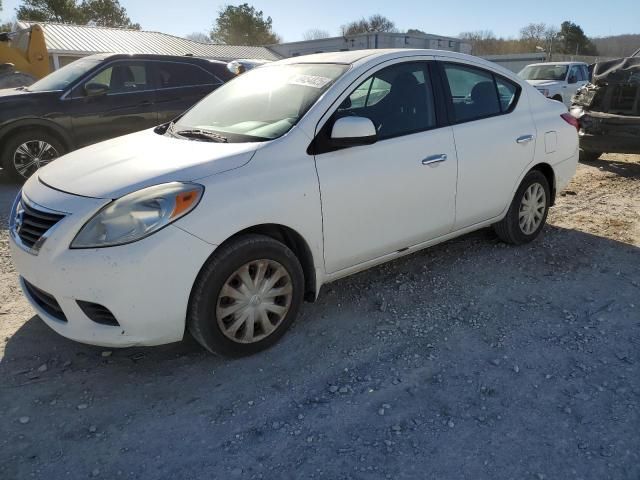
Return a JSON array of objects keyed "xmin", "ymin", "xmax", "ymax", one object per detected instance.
[
  {"xmin": 580, "ymin": 155, "xmax": 640, "ymax": 178},
  {"xmin": 2, "ymin": 224, "xmax": 638, "ymax": 375}
]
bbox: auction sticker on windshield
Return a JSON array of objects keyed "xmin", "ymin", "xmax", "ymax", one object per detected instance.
[{"xmin": 288, "ymin": 75, "xmax": 333, "ymax": 89}]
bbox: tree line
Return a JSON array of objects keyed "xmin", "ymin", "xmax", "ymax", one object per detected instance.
[{"xmin": 461, "ymin": 21, "xmax": 599, "ymax": 56}]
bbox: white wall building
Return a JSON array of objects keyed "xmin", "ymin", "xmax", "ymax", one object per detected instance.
[{"xmin": 270, "ymin": 32, "xmax": 472, "ymax": 58}]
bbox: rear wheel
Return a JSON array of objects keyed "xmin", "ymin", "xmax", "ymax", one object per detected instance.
[
  {"xmin": 187, "ymin": 234, "xmax": 304, "ymax": 357},
  {"xmin": 1, "ymin": 130, "xmax": 66, "ymax": 181},
  {"xmin": 494, "ymin": 170, "xmax": 551, "ymax": 245}
]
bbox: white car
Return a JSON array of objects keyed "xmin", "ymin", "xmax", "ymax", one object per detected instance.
[
  {"xmin": 519, "ymin": 62, "xmax": 590, "ymax": 107},
  {"xmin": 9, "ymin": 49, "xmax": 579, "ymax": 356}
]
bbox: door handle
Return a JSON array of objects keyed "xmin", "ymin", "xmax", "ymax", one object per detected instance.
[
  {"xmin": 138, "ymin": 100, "xmax": 153, "ymax": 106},
  {"xmin": 516, "ymin": 135, "xmax": 534, "ymax": 144},
  {"xmin": 422, "ymin": 154, "xmax": 447, "ymax": 166}
]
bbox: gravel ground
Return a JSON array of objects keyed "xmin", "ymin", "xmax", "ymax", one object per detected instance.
[{"xmin": 0, "ymin": 155, "xmax": 638, "ymax": 480}]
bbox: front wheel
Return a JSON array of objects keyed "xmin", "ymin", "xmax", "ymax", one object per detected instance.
[
  {"xmin": 1, "ymin": 130, "xmax": 66, "ymax": 181},
  {"xmin": 187, "ymin": 234, "xmax": 304, "ymax": 357},
  {"xmin": 494, "ymin": 170, "xmax": 551, "ymax": 245}
]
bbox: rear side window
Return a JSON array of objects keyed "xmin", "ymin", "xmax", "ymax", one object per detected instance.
[
  {"xmin": 442, "ymin": 63, "xmax": 519, "ymax": 123},
  {"xmin": 156, "ymin": 62, "xmax": 218, "ymax": 89}
]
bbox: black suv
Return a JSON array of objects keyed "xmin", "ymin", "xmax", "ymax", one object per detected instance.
[{"xmin": 0, "ymin": 53, "xmax": 234, "ymax": 180}]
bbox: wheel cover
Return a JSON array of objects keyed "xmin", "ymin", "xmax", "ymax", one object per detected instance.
[
  {"xmin": 13, "ymin": 140, "xmax": 59, "ymax": 178},
  {"xmin": 519, "ymin": 182, "xmax": 546, "ymax": 235},
  {"xmin": 216, "ymin": 259, "xmax": 293, "ymax": 344}
]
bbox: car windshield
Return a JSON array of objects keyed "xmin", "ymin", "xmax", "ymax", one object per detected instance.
[
  {"xmin": 27, "ymin": 56, "xmax": 104, "ymax": 92},
  {"xmin": 519, "ymin": 65, "xmax": 569, "ymax": 81},
  {"xmin": 173, "ymin": 63, "xmax": 349, "ymax": 142}
]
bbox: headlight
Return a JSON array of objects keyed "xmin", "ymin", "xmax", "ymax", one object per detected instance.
[
  {"xmin": 71, "ymin": 182, "xmax": 203, "ymax": 249},
  {"xmin": 537, "ymin": 88, "xmax": 550, "ymax": 97}
]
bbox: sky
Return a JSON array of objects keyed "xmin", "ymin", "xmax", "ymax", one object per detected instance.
[{"xmin": 1, "ymin": 0, "xmax": 638, "ymax": 42}]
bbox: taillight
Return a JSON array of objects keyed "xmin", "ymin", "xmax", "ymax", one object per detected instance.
[{"xmin": 561, "ymin": 113, "xmax": 580, "ymax": 131}]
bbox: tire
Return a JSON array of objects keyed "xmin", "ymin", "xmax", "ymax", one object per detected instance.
[
  {"xmin": 0, "ymin": 129, "xmax": 66, "ymax": 181},
  {"xmin": 494, "ymin": 170, "xmax": 551, "ymax": 245},
  {"xmin": 187, "ymin": 234, "xmax": 304, "ymax": 357},
  {"xmin": 579, "ymin": 149, "xmax": 602, "ymax": 162}
]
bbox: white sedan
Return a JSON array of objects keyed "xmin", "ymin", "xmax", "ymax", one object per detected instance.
[{"xmin": 9, "ymin": 49, "xmax": 579, "ymax": 356}]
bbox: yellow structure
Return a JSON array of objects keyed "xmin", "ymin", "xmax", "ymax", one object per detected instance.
[{"xmin": 0, "ymin": 24, "xmax": 50, "ymax": 80}]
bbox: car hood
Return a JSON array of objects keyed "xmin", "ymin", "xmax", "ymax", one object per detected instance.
[
  {"xmin": 526, "ymin": 80, "xmax": 562, "ymax": 89},
  {"xmin": 0, "ymin": 87, "xmax": 58, "ymax": 98},
  {"xmin": 37, "ymin": 129, "xmax": 261, "ymax": 199}
]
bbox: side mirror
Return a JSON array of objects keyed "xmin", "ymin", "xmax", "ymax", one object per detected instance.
[
  {"xmin": 568, "ymin": 75, "xmax": 578, "ymax": 84},
  {"xmin": 84, "ymin": 82, "xmax": 109, "ymax": 97},
  {"xmin": 330, "ymin": 116, "xmax": 377, "ymax": 147}
]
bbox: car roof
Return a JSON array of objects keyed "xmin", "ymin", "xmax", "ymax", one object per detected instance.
[
  {"xmin": 85, "ymin": 53, "xmax": 227, "ymax": 65},
  {"xmin": 526, "ymin": 61, "xmax": 588, "ymax": 66},
  {"xmin": 273, "ymin": 49, "xmax": 519, "ymax": 81}
]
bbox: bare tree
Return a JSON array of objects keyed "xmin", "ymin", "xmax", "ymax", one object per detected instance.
[
  {"xmin": 303, "ymin": 28, "xmax": 330, "ymax": 40},
  {"xmin": 186, "ymin": 32, "xmax": 211, "ymax": 43},
  {"xmin": 592, "ymin": 34, "xmax": 640, "ymax": 57},
  {"xmin": 341, "ymin": 14, "xmax": 396, "ymax": 36},
  {"xmin": 459, "ymin": 30, "xmax": 496, "ymax": 55},
  {"xmin": 520, "ymin": 23, "xmax": 547, "ymax": 47}
]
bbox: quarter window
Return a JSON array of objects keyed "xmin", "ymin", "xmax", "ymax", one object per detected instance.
[
  {"xmin": 495, "ymin": 77, "xmax": 518, "ymax": 112},
  {"xmin": 156, "ymin": 63, "xmax": 217, "ymax": 89},
  {"xmin": 443, "ymin": 63, "xmax": 518, "ymax": 123},
  {"xmin": 337, "ymin": 62, "xmax": 436, "ymax": 139}
]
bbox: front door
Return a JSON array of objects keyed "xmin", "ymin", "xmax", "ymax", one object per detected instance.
[
  {"xmin": 314, "ymin": 61, "xmax": 458, "ymax": 274},
  {"xmin": 70, "ymin": 60, "xmax": 158, "ymax": 147}
]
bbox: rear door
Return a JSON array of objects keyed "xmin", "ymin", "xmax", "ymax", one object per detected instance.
[
  {"xmin": 152, "ymin": 61, "xmax": 224, "ymax": 124},
  {"xmin": 70, "ymin": 60, "xmax": 157, "ymax": 147},
  {"xmin": 438, "ymin": 61, "xmax": 536, "ymax": 229}
]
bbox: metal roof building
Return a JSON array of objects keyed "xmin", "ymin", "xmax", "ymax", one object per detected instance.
[{"xmin": 17, "ymin": 21, "xmax": 281, "ymax": 70}]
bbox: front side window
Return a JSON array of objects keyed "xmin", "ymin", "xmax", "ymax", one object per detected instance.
[
  {"xmin": 173, "ymin": 63, "xmax": 348, "ymax": 141},
  {"xmin": 568, "ymin": 65, "xmax": 582, "ymax": 83},
  {"xmin": 84, "ymin": 62, "xmax": 150, "ymax": 94},
  {"xmin": 337, "ymin": 62, "xmax": 436, "ymax": 139},
  {"xmin": 443, "ymin": 63, "xmax": 501, "ymax": 122},
  {"xmin": 156, "ymin": 62, "xmax": 219, "ymax": 89}
]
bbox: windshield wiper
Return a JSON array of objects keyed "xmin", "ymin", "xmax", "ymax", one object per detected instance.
[{"xmin": 175, "ymin": 128, "xmax": 228, "ymax": 143}]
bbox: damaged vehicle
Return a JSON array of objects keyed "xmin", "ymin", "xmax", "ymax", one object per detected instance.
[{"xmin": 571, "ymin": 50, "xmax": 640, "ymax": 161}]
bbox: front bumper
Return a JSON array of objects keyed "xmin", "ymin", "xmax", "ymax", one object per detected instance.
[{"xmin": 9, "ymin": 179, "xmax": 215, "ymax": 347}]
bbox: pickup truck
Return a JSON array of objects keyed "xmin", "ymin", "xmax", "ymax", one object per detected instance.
[{"xmin": 518, "ymin": 62, "xmax": 589, "ymax": 107}]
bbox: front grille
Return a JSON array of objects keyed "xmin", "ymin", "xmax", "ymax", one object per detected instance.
[
  {"xmin": 16, "ymin": 199, "xmax": 65, "ymax": 250},
  {"xmin": 77, "ymin": 301, "xmax": 120, "ymax": 326},
  {"xmin": 23, "ymin": 279, "xmax": 67, "ymax": 322}
]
